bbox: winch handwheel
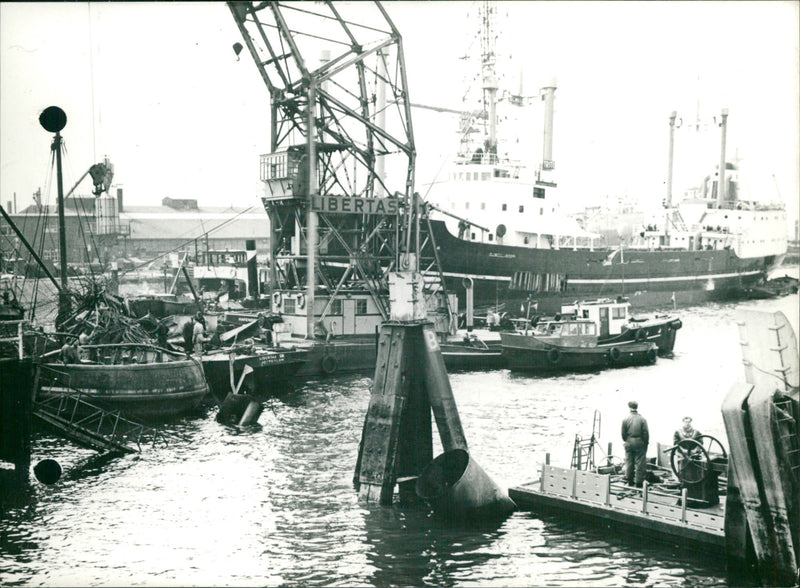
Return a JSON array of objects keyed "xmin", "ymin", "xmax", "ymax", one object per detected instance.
[{"xmin": 669, "ymin": 438, "xmax": 711, "ymax": 484}]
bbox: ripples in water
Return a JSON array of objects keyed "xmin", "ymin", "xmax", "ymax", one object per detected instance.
[{"xmin": 4, "ymin": 296, "xmax": 796, "ymax": 586}]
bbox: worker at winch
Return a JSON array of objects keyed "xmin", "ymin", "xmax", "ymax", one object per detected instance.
[
  {"xmin": 621, "ymin": 400, "xmax": 649, "ymax": 488},
  {"xmin": 672, "ymin": 416, "xmax": 703, "ymax": 480}
]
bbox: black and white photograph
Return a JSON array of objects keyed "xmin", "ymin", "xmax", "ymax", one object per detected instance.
[{"xmin": 1, "ymin": 1, "xmax": 798, "ymax": 586}]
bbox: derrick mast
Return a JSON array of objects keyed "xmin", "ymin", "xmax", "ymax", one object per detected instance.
[{"xmin": 229, "ymin": 1, "xmax": 432, "ymax": 338}]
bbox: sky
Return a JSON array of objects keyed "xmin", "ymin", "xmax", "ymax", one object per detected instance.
[{"xmin": 1, "ymin": 1, "xmax": 798, "ymax": 233}]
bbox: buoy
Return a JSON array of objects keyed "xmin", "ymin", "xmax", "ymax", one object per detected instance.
[
  {"xmin": 415, "ymin": 449, "xmax": 516, "ymax": 521},
  {"xmin": 33, "ymin": 459, "xmax": 62, "ymax": 485}
]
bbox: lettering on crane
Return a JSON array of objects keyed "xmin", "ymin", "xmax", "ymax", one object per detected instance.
[{"xmin": 310, "ymin": 195, "xmax": 399, "ymax": 215}]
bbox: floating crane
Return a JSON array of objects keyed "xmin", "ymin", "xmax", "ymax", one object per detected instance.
[{"xmin": 228, "ymin": 1, "xmax": 453, "ymax": 341}]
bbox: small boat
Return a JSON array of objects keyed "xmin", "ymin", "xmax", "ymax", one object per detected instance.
[
  {"xmin": 559, "ymin": 297, "xmax": 682, "ymax": 354},
  {"xmin": 500, "ymin": 317, "xmax": 658, "ymax": 372},
  {"xmin": 200, "ymin": 343, "xmax": 310, "ymax": 400},
  {"xmin": 36, "ymin": 343, "xmax": 209, "ymax": 419},
  {"xmin": 440, "ymin": 332, "xmax": 505, "ymax": 371}
]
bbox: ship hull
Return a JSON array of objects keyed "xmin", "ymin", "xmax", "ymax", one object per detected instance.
[{"xmin": 430, "ymin": 220, "xmax": 776, "ymax": 313}]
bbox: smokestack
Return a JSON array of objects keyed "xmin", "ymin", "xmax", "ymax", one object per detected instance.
[
  {"xmin": 666, "ymin": 111, "xmax": 677, "ymax": 212},
  {"xmin": 717, "ymin": 109, "xmax": 728, "ymax": 207},
  {"xmin": 246, "ymin": 239, "xmax": 258, "ymax": 297},
  {"xmin": 116, "ymin": 187, "xmax": 124, "ymax": 213},
  {"xmin": 541, "ymin": 77, "xmax": 557, "ymax": 170}
]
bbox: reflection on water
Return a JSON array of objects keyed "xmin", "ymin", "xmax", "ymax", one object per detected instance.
[{"xmin": 2, "ymin": 296, "xmax": 796, "ymax": 586}]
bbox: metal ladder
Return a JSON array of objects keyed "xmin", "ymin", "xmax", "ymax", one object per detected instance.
[{"xmin": 32, "ymin": 369, "xmax": 171, "ymax": 454}]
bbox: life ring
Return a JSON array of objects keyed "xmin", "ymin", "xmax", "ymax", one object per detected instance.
[
  {"xmin": 547, "ymin": 348, "xmax": 561, "ymax": 364},
  {"xmin": 646, "ymin": 347, "xmax": 657, "ymax": 364},
  {"xmin": 297, "ymin": 293, "xmax": 306, "ymax": 309},
  {"xmin": 272, "ymin": 292, "xmax": 282, "ymax": 307},
  {"xmin": 554, "ymin": 313, "xmax": 562, "ymax": 322},
  {"xmin": 635, "ymin": 328, "xmax": 647, "ymax": 342},
  {"xmin": 609, "ymin": 347, "xmax": 621, "ymax": 362},
  {"xmin": 321, "ymin": 355, "xmax": 337, "ymax": 375}
]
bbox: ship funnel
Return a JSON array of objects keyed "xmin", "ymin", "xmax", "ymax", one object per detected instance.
[
  {"xmin": 717, "ymin": 109, "xmax": 728, "ymax": 207},
  {"xmin": 541, "ymin": 77, "xmax": 557, "ymax": 171}
]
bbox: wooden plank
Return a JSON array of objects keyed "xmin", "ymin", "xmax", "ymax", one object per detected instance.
[{"xmin": 355, "ymin": 324, "xmax": 411, "ymax": 504}]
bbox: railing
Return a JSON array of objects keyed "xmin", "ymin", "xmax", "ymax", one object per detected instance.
[{"xmin": 34, "ymin": 366, "xmax": 173, "ymax": 453}]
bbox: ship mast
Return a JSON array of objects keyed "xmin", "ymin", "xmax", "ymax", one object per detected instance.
[
  {"xmin": 39, "ymin": 106, "xmax": 72, "ymax": 327},
  {"xmin": 480, "ymin": 1, "xmax": 498, "ymax": 157}
]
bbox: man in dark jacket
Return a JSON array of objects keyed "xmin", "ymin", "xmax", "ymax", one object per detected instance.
[
  {"xmin": 182, "ymin": 316, "xmax": 195, "ymax": 355},
  {"xmin": 621, "ymin": 400, "xmax": 649, "ymax": 487}
]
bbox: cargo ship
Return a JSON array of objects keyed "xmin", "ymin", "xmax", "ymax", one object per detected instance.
[{"xmin": 421, "ymin": 3, "xmax": 787, "ymax": 315}]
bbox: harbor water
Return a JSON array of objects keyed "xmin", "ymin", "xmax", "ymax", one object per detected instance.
[{"xmin": 2, "ymin": 294, "xmax": 798, "ymax": 587}]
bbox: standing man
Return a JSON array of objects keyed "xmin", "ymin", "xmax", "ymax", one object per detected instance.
[
  {"xmin": 621, "ymin": 400, "xmax": 649, "ymax": 487},
  {"xmin": 182, "ymin": 316, "xmax": 195, "ymax": 355}
]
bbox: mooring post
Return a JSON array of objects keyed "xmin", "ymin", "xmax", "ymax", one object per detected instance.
[{"xmin": 354, "ymin": 323, "xmax": 415, "ymax": 504}]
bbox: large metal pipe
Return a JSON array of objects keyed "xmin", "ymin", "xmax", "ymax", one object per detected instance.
[
  {"xmin": 541, "ymin": 78, "xmax": 557, "ymax": 169},
  {"xmin": 415, "ymin": 449, "xmax": 516, "ymax": 521},
  {"xmin": 717, "ymin": 109, "xmax": 728, "ymax": 207}
]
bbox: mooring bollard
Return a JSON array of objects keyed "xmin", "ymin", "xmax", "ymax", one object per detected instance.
[{"xmin": 415, "ymin": 449, "xmax": 516, "ymax": 521}]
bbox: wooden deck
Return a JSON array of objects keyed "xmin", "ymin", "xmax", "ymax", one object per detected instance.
[{"xmin": 509, "ymin": 464, "xmax": 726, "ymax": 554}]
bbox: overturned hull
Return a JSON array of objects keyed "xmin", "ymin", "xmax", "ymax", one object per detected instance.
[{"xmin": 37, "ymin": 344, "xmax": 209, "ymax": 419}]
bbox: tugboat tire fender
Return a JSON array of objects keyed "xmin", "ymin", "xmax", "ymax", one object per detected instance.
[
  {"xmin": 321, "ymin": 355, "xmax": 337, "ymax": 375},
  {"xmin": 547, "ymin": 348, "xmax": 561, "ymax": 364},
  {"xmin": 609, "ymin": 347, "xmax": 621, "ymax": 362},
  {"xmin": 646, "ymin": 347, "xmax": 657, "ymax": 364},
  {"xmin": 635, "ymin": 328, "xmax": 647, "ymax": 342}
]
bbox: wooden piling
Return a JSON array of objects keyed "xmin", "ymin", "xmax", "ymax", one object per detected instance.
[
  {"xmin": 355, "ymin": 323, "xmax": 414, "ymax": 504},
  {"xmin": 355, "ymin": 321, "xmax": 468, "ymax": 505}
]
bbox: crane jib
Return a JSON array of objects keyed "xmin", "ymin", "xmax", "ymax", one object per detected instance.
[{"xmin": 310, "ymin": 195, "xmax": 399, "ymax": 215}]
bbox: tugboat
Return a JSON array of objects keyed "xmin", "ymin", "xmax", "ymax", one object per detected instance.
[
  {"xmin": 559, "ymin": 297, "xmax": 682, "ymax": 354},
  {"xmin": 500, "ymin": 316, "xmax": 658, "ymax": 372}
]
